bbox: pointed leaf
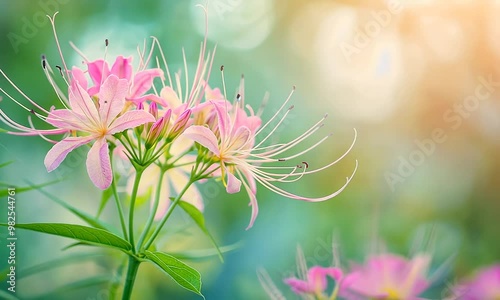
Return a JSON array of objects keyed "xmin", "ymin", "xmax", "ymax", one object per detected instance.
[
  {"xmin": 0, "ymin": 161, "xmax": 13, "ymax": 168},
  {"xmin": 0, "ymin": 223, "xmax": 131, "ymax": 252},
  {"xmin": 97, "ymin": 181, "xmax": 115, "ymax": 217},
  {"xmin": 0, "ymin": 179, "xmax": 60, "ymax": 198},
  {"xmin": 20, "ymin": 253, "xmax": 103, "ymax": 278},
  {"xmin": 30, "ymin": 183, "xmax": 118, "ymax": 233},
  {"xmin": 169, "ymin": 242, "xmax": 242, "ymax": 261},
  {"xmin": 144, "ymin": 250, "xmax": 203, "ymax": 297},
  {"xmin": 178, "ymin": 200, "xmax": 223, "ymax": 262}
]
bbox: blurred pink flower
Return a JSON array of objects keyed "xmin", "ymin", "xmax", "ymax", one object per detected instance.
[
  {"xmin": 452, "ymin": 264, "xmax": 500, "ymax": 300},
  {"xmin": 341, "ymin": 254, "xmax": 431, "ymax": 300},
  {"xmin": 285, "ymin": 266, "xmax": 343, "ymax": 296},
  {"xmin": 44, "ymin": 75, "xmax": 155, "ymax": 189}
]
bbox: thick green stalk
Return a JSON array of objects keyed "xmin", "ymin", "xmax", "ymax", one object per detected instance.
[
  {"xmin": 121, "ymin": 256, "xmax": 140, "ymax": 300},
  {"xmin": 128, "ymin": 168, "xmax": 144, "ymax": 253}
]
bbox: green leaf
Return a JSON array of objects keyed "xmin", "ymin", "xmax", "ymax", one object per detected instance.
[
  {"xmin": 144, "ymin": 250, "xmax": 203, "ymax": 297},
  {"xmin": 0, "ymin": 179, "xmax": 59, "ymax": 198},
  {"xmin": 0, "ymin": 161, "xmax": 13, "ymax": 168},
  {"xmin": 169, "ymin": 242, "xmax": 242, "ymax": 261},
  {"xmin": 178, "ymin": 200, "xmax": 223, "ymax": 262},
  {"xmin": 30, "ymin": 183, "xmax": 118, "ymax": 233},
  {"xmin": 97, "ymin": 185, "xmax": 114, "ymax": 217},
  {"xmin": 20, "ymin": 253, "xmax": 103, "ymax": 278},
  {"xmin": 0, "ymin": 223, "xmax": 132, "ymax": 252},
  {"xmin": 0, "ymin": 290, "xmax": 19, "ymax": 300}
]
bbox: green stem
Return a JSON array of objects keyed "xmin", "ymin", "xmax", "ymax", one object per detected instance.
[
  {"xmin": 136, "ymin": 170, "xmax": 166, "ymax": 251},
  {"xmin": 121, "ymin": 256, "xmax": 140, "ymax": 300},
  {"xmin": 111, "ymin": 173, "xmax": 128, "ymax": 240},
  {"xmin": 143, "ymin": 179, "xmax": 194, "ymax": 250},
  {"xmin": 129, "ymin": 168, "xmax": 144, "ymax": 254}
]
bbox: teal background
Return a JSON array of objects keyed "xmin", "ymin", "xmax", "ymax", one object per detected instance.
[{"xmin": 0, "ymin": 0, "xmax": 499, "ymax": 299}]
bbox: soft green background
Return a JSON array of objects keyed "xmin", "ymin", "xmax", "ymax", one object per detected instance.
[{"xmin": 0, "ymin": 0, "xmax": 499, "ymax": 299}]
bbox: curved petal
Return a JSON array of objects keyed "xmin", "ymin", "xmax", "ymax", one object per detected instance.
[
  {"xmin": 130, "ymin": 69, "xmax": 164, "ymax": 99},
  {"xmin": 108, "ymin": 110, "xmax": 155, "ymax": 134},
  {"xmin": 86, "ymin": 138, "xmax": 112, "ymax": 190},
  {"xmin": 226, "ymin": 169, "xmax": 241, "ymax": 194},
  {"xmin": 228, "ymin": 126, "xmax": 251, "ymax": 151},
  {"xmin": 183, "ymin": 125, "xmax": 220, "ymax": 156},
  {"xmin": 211, "ymin": 100, "xmax": 230, "ymax": 142},
  {"xmin": 159, "ymin": 86, "xmax": 181, "ymax": 108},
  {"xmin": 98, "ymin": 75, "xmax": 129, "ymax": 124},
  {"xmin": 87, "ymin": 59, "xmax": 109, "ymax": 89},
  {"xmin": 110, "ymin": 56, "xmax": 132, "ymax": 80},
  {"xmin": 68, "ymin": 81, "xmax": 99, "ymax": 124},
  {"xmin": 46, "ymin": 109, "xmax": 91, "ymax": 131},
  {"xmin": 44, "ymin": 136, "xmax": 94, "ymax": 172},
  {"xmin": 284, "ymin": 278, "xmax": 313, "ymax": 294},
  {"xmin": 71, "ymin": 67, "xmax": 88, "ymax": 90}
]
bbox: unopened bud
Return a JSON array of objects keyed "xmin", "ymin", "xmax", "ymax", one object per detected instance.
[
  {"xmin": 145, "ymin": 118, "xmax": 167, "ymax": 149},
  {"xmin": 149, "ymin": 102, "xmax": 158, "ymax": 120},
  {"xmin": 168, "ymin": 109, "xmax": 191, "ymax": 140}
]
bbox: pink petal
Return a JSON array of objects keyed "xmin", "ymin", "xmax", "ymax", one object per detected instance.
[
  {"xmin": 68, "ymin": 81, "xmax": 99, "ymax": 123},
  {"xmin": 284, "ymin": 278, "xmax": 313, "ymax": 294},
  {"xmin": 211, "ymin": 101, "xmax": 230, "ymax": 142},
  {"xmin": 108, "ymin": 110, "xmax": 155, "ymax": 134},
  {"xmin": 46, "ymin": 109, "xmax": 91, "ymax": 131},
  {"xmin": 71, "ymin": 67, "xmax": 88, "ymax": 90},
  {"xmin": 129, "ymin": 69, "xmax": 164, "ymax": 99},
  {"xmin": 44, "ymin": 136, "xmax": 94, "ymax": 172},
  {"xmin": 228, "ymin": 126, "xmax": 251, "ymax": 151},
  {"xmin": 226, "ymin": 169, "xmax": 241, "ymax": 194},
  {"xmin": 98, "ymin": 75, "xmax": 129, "ymax": 124},
  {"xmin": 159, "ymin": 86, "xmax": 181, "ymax": 108},
  {"xmin": 183, "ymin": 125, "xmax": 220, "ymax": 156},
  {"xmin": 110, "ymin": 56, "xmax": 132, "ymax": 80},
  {"xmin": 87, "ymin": 59, "xmax": 110, "ymax": 92},
  {"xmin": 86, "ymin": 138, "xmax": 112, "ymax": 190}
]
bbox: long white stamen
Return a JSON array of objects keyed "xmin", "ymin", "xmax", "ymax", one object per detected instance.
[
  {"xmin": 28, "ymin": 115, "xmax": 58, "ymax": 143},
  {"xmin": 0, "ymin": 70, "xmax": 50, "ymax": 114},
  {"xmin": 255, "ymin": 87, "xmax": 295, "ymax": 137},
  {"xmin": 69, "ymin": 41, "xmax": 90, "ymax": 62},
  {"xmin": 151, "ymin": 36, "xmax": 173, "ymax": 88},
  {"xmin": 254, "ymin": 105, "xmax": 294, "ymax": 148},
  {"xmin": 182, "ymin": 48, "xmax": 189, "ymax": 103},
  {"xmin": 47, "ymin": 12, "xmax": 70, "ymax": 80}
]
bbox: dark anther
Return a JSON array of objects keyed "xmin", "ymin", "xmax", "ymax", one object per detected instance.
[
  {"xmin": 220, "ymin": 65, "xmax": 224, "ymax": 71},
  {"xmin": 42, "ymin": 59, "xmax": 46, "ymax": 69},
  {"xmin": 104, "ymin": 101, "xmax": 108, "ymax": 103},
  {"xmin": 297, "ymin": 164, "xmax": 303, "ymax": 169},
  {"xmin": 30, "ymin": 109, "xmax": 35, "ymax": 114},
  {"xmin": 56, "ymin": 65, "xmax": 63, "ymax": 75},
  {"xmin": 105, "ymin": 39, "xmax": 109, "ymax": 46},
  {"xmin": 236, "ymin": 94, "xmax": 241, "ymax": 101},
  {"xmin": 278, "ymin": 158, "xmax": 286, "ymax": 162},
  {"xmin": 302, "ymin": 161, "xmax": 309, "ymax": 168}
]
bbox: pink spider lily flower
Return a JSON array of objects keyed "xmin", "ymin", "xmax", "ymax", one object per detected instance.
[
  {"xmin": 451, "ymin": 264, "xmax": 500, "ymax": 300},
  {"xmin": 183, "ymin": 84, "xmax": 357, "ymax": 229},
  {"xmin": 72, "ymin": 55, "xmax": 164, "ymax": 105},
  {"xmin": 285, "ymin": 266, "xmax": 343, "ymax": 296},
  {"xmin": 44, "ymin": 75, "xmax": 155, "ymax": 189},
  {"xmin": 341, "ymin": 254, "xmax": 431, "ymax": 300}
]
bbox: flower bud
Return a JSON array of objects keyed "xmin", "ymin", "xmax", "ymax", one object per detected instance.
[
  {"xmin": 168, "ymin": 109, "xmax": 191, "ymax": 141},
  {"xmin": 145, "ymin": 110, "xmax": 172, "ymax": 149}
]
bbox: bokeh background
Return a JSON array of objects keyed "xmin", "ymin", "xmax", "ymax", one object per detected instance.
[{"xmin": 1, "ymin": 0, "xmax": 499, "ymax": 299}]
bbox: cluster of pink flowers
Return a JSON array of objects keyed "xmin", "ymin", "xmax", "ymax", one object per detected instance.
[
  {"xmin": 260, "ymin": 246, "xmax": 500, "ymax": 300},
  {"xmin": 0, "ymin": 13, "xmax": 357, "ymax": 229}
]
